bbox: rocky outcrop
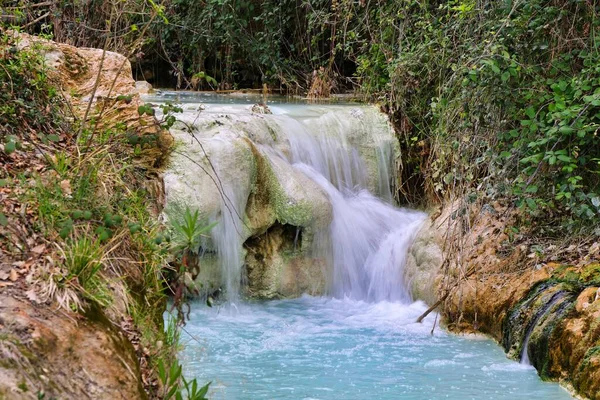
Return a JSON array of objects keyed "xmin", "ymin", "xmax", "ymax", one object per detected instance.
[
  {"xmin": 404, "ymin": 217, "xmax": 444, "ymax": 305},
  {"xmin": 164, "ymin": 112, "xmax": 334, "ymax": 298},
  {"xmin": 13, "ymin": 31, "xmax": 171, "ymax": 169},
  {"xmin": 407, "ymin": 200, "xmax": 600, "ymax": 399},
  {"xmin": 163, "ymin": 104, "xmax": 396, "ymax": 299}
]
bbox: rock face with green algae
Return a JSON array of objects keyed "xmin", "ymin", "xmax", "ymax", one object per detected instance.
[
  {"xmin": 162, "ymin": 104, "xmax": 394, "ymax": 299},
  {"xmin": 164, "ymin": 112, "xmax": 337, "ymax": 298}
]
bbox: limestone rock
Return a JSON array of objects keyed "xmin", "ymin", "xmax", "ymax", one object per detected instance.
[
  {"xmin": 164, "ymin": 113, "xmax": 334, "ymax": 298},
  {"xmin": 135, "ymin": 80, "xmax": 153, "ymax": 94},
  {"xmin": 404, "ymin": 217, "xmax": 444, "ymax": 305}
]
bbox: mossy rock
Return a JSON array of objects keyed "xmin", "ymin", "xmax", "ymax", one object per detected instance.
[{"xmin": 580, "ymin": 263, "xmax": 600, "ymax": 285}]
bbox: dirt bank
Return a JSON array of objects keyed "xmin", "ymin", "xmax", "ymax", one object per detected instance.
[{"xmin": 0, "ymin": 32, "xmax": 169, "ymax": 399}]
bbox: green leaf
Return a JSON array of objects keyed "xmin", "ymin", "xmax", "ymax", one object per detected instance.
[
  {"xmin": 501, "ymin": 71, "xmax": 510, "ymax": 82},
  {"xmin": 557, "ymin": 155, "xmax": 572, "ymax": 163},
  {"xmin": 169, "ymin": 362, "xmax": 182, "ymax": 387},
  {"xmin": 559, "ymin": 126, "xmax": 574, "ymax": 134},
  {"xmin": 127, "ymin": 134, "xmax": 140, "ymax": 145},
  {"xmin": 59, "ymin": 219, "xmax": 73, "ymax": 239},
  {"xmin": 47, "ymin": 134, "xmax": 60, "ymax": 142},
  {"xmin": 158, "ymin": 360, "xmax": 167, "ymax": 384},
  {"xmin": 0, "ymin": 213, "xmax": 8, "ymax": 227},
  {"xmin": 197, "ymin": 382, "xmax": 211, "ymax": 398},
  {"xmin": 4, "ymin": 141, "xmax": 16, "ymax": 154},
  {"xmin": 525, "ymin": 107, "xmax": 536, "ymax": 119},
  {"xmin": 525, "ymin": 185, "xmax": 538, "ymax": 193},
  {"xmin": 71, "ymin": 210, "xmax": 84, "ymax": 219},
  {"xmin": 128, "ymin": 222, "xmax": 141, "ymax": 233},
  {"xmin": 116, "ymin": 94, "xmax": 133, "ymax": 103},
  {"xmin": 526, "ymin": 198, "xmax": 537, "ymax": 210},
  {"xmin": 166, "ymin": 385, "xmax": 178, "ymax": 400},
  {"xmin": 95, "ymin": 227, "xmax": 112, "ymax": 242}
]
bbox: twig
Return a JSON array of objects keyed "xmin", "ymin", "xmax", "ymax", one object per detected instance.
[
  {"xmin": 21, "ymin": 12, "xmax": 50, "ymax": 29},
  {"xmin": 416, "ymin": 264, "xmax": 476, "ymax": 323}
]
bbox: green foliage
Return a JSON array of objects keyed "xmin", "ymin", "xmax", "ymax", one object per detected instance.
[
  {"xmin": 191, "ymin": 71, "xmax": 217, "ymax": 88},
  {"xmin": 156, "ymin": 317, "xmax": 210, "ymax": 400},
  {"xmin": 0, "ymin": 31, "xmax": 64, "ymax": 141},
  {"xmin": 169, "ymin": 206, "xmax": 216, "ymax": 254},
  {"xmin": 145, "ymin": 0, "xmax": 346, "ymax": 89},
  {"xmin": 60, "ymin": 237, "xmax": 112, "ymax": 307},
  {"xmin": 157, "ymin": 358, "xmax": 210, "ymax": 400},
  {"xmin": 348, "ymin": 0, "xmax": 600, "ymax": 233},
  {"xmin": 165, "ymin": 205, "xmax": 216, "ymax": 322}
]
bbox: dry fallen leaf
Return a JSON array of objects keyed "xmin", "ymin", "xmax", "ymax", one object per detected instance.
[
  {"xmin": 0, "ymin": 270, "xmax": 8, "ymax": 280},
  {"xmin": 9, "ymin": 269, "xmax": 19, "ymax": 281},
  {"xmin": 31, "ymin": 244, "xmax": 46, "ymax": 254},
  {"xmin": 26, "ymin": 288, "xmax": 41, "ymax": 303}
]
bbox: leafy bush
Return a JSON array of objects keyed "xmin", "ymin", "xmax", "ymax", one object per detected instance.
[
  {"xmin": 0, "ymin": 30, "xmax": 65, "ymax": 142},
  {"xmin": 348, "ymin": 0, "xmax": 600, "ymax": 233}
]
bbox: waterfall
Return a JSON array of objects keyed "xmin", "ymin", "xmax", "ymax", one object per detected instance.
[
  {"xmin": 519, "ymin": 291, "xmax": 567, "ymax": 365},
  {"xmin": 296, "ymin": 165, "xmax": 424, "ymax": 302},
  {"xmin": 159, "ymin": 95, "xmax": 426, "ymax": 303}
]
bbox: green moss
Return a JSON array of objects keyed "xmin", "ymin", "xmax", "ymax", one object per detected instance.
[
  {"xmin": 528, "ymin": 297, "xmax": 575, "ymax": 380},
  {"xmin": 579, "ymin": 346, "xmax": 600, "ymax": 371},
  {"xmin": 17, "ymin": 381, "xmax": 28, "ymax": 392},
  {"xmin": 547, "ymin": 263, "xmax": 600, "ymax": 290},
  {"xmin": 580, "ymin": 263, "xmax": 600, "ymax": 285},
  {"xmin": 244, "ymin": 138, "xmax": 314, "ymax": 227}
]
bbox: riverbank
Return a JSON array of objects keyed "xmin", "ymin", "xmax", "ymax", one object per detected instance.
[
  {"xmin": 407, "ymin": 201, "xmax": 600, "ymax": 399},
  {"xmin": 0, "ymin": 31, "xmax": 171, "ymax": 398}
]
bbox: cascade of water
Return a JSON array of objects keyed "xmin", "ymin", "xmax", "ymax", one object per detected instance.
[
  {"xmin": 279, "ymin": 109, "xmax": 425, "ymax": 302},
  {"xmin": 209, "ymin": 184, "xmax": 247, "ymax": 302},
  {"xmin": 295, "ymin": 164, "xmax": 424, "ymax": 302},
  {"xmin": 231, "ymin": 107, "xmax": 423, "ymax": 302},
  {"xmin": 163, "ymin": 98, "xmax": 424, "ymax": 303},
  {"xmin": 284, "ymin": 120, "xmax": 368, "ymax": 193},
  {"xmin": 520, "ymin": 291, "xmax": 567, "ymax": 365}
]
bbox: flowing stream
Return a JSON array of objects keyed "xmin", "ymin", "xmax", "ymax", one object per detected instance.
[{"xmin": 149, "ymin": 91, "xmax": 573, "ymax": 399}]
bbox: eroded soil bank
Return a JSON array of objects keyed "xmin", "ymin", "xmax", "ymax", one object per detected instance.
[{"xmin": 1, "ymin": 32, "xmax": 170, "ymax": 399}]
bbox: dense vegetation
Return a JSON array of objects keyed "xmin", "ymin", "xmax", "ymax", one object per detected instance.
[{"xmin": 5, "ymin": 0, "xmax": 600, "ymax": 235}]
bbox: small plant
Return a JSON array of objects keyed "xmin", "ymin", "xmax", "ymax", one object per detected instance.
[
  {"xmin": 190, "ymin": 71, "xmax": 217, "ymax": 90},
  {"xmin": 59, "ymin": 237, "xmax": 112, "ymax": 308},
  {"xmin": 157, "ymin": 358, "xmax": 210, "ymax": 400},
  {"xmin": 167, "ymin": 205, "xmax": 217, "ymax": 322}
]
